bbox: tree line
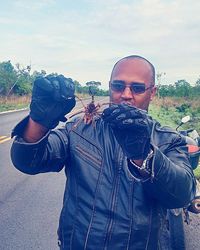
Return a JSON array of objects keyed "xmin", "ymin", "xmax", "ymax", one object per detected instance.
[
  {"xmin": 158, "ymin": 79, "xmax": 200, "ymax": 98},
  {"xmin": 0, "ymin": 61, "xmax": 109, "ymax": 97},
  {"xmin": 0, "ymin": 60, "xmax": 199, "ymax": 98}
]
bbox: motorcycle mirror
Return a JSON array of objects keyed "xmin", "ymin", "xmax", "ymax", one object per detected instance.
[{"xmin": 181, "ymin": 115, "xmax": 190, "ymax": 124}]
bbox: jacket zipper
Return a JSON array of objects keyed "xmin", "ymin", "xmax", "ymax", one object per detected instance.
[
  {"xmin": 145, "ymin": 206, "xmax": 153, "ymax": 250},
  {"xmin": 126, "ymin": 181, "xmax": 134, "ymax": 250},
  {"xmin": 103, "ymin": 151, "xmax": 123, "ymax": 249}
]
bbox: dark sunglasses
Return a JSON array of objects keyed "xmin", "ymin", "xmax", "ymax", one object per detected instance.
[{"xmin": 110, "ymin": 80, "xmax": 153, "ymax": 94}]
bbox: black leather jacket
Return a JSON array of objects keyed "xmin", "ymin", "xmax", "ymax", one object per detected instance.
[{"xmin": 11, "ymin": 117, "xmax": 196, "ymax": 250}]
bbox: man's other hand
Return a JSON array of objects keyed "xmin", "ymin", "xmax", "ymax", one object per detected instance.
[{"xmin": 102, "ymin": 104, "xmax": 153, "ymax": 160}]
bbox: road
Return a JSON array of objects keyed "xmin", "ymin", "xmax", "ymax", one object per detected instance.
[
  {"xmin": 0, "ymin": 109, "xmax": 65, "ymax": 250},
  {"xmin": 0, "ymin": 97, "xmax": 200, "ymax": 250}
]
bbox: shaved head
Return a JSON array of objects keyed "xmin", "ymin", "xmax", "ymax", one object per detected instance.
[
  {"xmin": 109, "ymin": 55, "xmax": 157, "ymax": 110},
  {"xmin": 110, "ymin": 55, "xmax": 155, "ymax": 85}
]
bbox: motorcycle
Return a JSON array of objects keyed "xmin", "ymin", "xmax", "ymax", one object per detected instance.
[{"xmin": 164, "ymin": 115, "xmax": 200, "ymax": 250}]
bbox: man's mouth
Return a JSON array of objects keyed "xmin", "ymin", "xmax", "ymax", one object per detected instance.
[{"xmin": 120, "ymin": 101, "xmax": 133, "ymax": 106}]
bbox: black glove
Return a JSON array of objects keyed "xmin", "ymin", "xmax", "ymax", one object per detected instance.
[
  {"xmin": 30, "ymin": 75, "xmax": 76, "ymax": 129},
  {"xmin": 102, "ymin": 104, "xmax": 153, "ymax": 160}
]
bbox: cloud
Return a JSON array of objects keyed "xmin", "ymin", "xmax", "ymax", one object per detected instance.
[
  {"xmin": 0, "ymin": 0, "xmax": 199, "ymax": 86},
  {"xmin": 13, "ymin": 0, "xmax": 56, "ymax": 10}
]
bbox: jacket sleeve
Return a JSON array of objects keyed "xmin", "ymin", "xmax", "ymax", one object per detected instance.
[
  {"xmin": 142, "ymin": 135, "xmax": 196, "ymax": 209},
  {"xmin": 10, "ymin": 116, "xmax": 70, "ymax": 175}
]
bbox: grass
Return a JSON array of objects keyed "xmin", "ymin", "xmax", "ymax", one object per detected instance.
[
  {"xmin": 150, "ymin": 97, "xmax": 200, "ymax": 179},
  {"xmin": 149, "ymin": 97, "xmax": 200, "ymax": 133},
  {"xmin": 0, "ymin": 95, "xmax": 30, "ymax": 112},
  {"xmin": 194, "ymin": 165, "xmax": 200, "ymax": 180},
  {"xmin": 0, "ymin": 94, "xmax": 92, "ymax": 113}
]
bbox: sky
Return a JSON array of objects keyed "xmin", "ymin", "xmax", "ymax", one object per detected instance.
[{"xmin": 0, "ymin": 0, "xmax": 200, "ymax": 89}]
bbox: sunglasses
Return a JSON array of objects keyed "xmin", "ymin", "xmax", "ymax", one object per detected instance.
[{"xmin": 110, "ymin": 80, "xmax": 153, "ymax": 94}]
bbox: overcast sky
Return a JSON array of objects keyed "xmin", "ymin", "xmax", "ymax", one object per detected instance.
[{"xmin": 0, "ymin": 0, "xmax": 199, "ymax": 89}]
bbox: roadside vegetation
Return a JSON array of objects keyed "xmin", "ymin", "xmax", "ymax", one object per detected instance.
[
  {"xmin": 0, "ymin": 60, "xmax": 199, "ymax": 176},
  {"xmin": 149, "ymin": 97, "xmax": 200, "ymax": 179},
  {"xmin": 0, "ymin": 95, "xmax": 30, "ymax": 112},
  {"xmin": 150, "ymin": 97, "xmax": 200, "ymax": 133}
]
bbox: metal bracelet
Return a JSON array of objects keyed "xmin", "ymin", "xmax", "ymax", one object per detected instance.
[{"xmin": 129, "ymin": 149, "xmax": 154, "ymax": 174}]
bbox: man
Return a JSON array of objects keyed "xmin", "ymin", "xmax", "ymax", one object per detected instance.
[{"xmin": 11, "ymin": 55, "xmax": 195, "ymax": 249}]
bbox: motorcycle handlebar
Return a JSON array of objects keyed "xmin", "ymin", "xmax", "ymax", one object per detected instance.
[{"xmin": 179, "ymin": 129, "xmax": 195, "ymax": 136}]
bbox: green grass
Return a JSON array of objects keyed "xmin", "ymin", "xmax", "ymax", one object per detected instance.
[
  {"xmin": 149, "ymin": 97, "xmax": 200, "ymax": 133},
  {"xmin": 0, "ymin": 95, "xmax": 30, "ymax": 113},
  {"xmin": 0, "ymin": 94, "xmax": 90, "ymax": 113},
  {"xmin": 149, "ymin": 104, "xmax": 178, "ymax": 128},
  {"xmin": 194, "ymin": 166, "xmax": 200, "ymax": 180},
  {"xmin": 0, "ymin": 103, "xmax": 29, "ymax": 112},
  {"xmin": 150, "ymin": 98, "xmax": 200, "ymax": 179}
]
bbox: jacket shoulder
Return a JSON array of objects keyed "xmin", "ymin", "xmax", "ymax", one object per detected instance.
[
  {"xmin": 152, "ymin": 120, "xmax": 186, "ymax": 147},
  {"xmin": 154, "ymin": 122, "xmax": 177, "ymax": 133}
]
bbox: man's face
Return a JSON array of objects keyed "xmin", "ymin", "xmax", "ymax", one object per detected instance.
[{"xmin": 110, "ymin": 58, "xmax": 156, "ymax": 111}]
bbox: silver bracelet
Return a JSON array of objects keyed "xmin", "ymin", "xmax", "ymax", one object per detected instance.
[{"xmin": 129, "ymin": 149, "xmax": 154, "ymax": 174}]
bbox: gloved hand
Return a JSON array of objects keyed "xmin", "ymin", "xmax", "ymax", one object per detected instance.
[
  {"xmin": 30, "ymin": 75, "xmax": 76, "ymax": 129},
  {"xmin": 102, "ymin": 104, "xmax": 153, "ymax": 160}
]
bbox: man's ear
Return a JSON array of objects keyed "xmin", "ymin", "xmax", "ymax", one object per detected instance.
[{"xmin": 150, "ymin": 86, "xmax": 157, "ymax": 101}]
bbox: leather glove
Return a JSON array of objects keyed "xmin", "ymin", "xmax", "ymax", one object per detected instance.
[
  {"xmin": 102, "ymin": 104, "xmax": 153, "ymax": 160},
  {"xmin": 30, "ymin": 75, "xmax": 76, "ymax": 129}
]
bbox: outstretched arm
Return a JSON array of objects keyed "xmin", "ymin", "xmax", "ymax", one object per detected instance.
[{"xmin": 10, "ymin": 74, "xmax": 76, "ymax": 174}]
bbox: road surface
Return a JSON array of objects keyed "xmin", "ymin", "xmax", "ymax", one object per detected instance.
[{"xmin": 0, "ymin": 109, "xmax": 65, "ymax": 250}]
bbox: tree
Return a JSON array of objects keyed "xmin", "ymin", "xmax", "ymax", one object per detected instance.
[
  {"xmin": 85, "ymin": 81, "xmax": 101, "ymax": 87},
  {"xmin": 191, "ymin": 76, "xmax": 200, "ymax": 97},
  {"xmin": 174, "ymin": 79, "xmax": 191, "ymax": 97},
  {"xmin": 74, "ymin": 80, "xmax": 82, "ymax": 94},
  {"xmin": 11, "ymin": 63, "xmax": 32, "ymax": 96},
  {"xmin": 31, "ymin": 70, "xmax": 47, "ymax": 79},
  {"xmin": 196, "ymin": 76, "xmax": 200, "ymax": 86},
  {"xmin": 156, "ymin": 72, "xmax": 166, "ymax": 98},
  {"xmin": 85, "ymin": 81, "xmax": 101, "ymax": 96},
  {"xmin": 0, "ymin": 61, "xmax": 17, "ymax": 95},
  {"xmin": 158, "ymin": 84, "xmax": 175, "ymax": 97}
]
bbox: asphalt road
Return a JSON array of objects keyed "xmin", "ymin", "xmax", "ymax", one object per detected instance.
[
  {"xmin": 0, "ymin": 97, "xmax": 200, "ymax": 250},
  {"xmin": 0, "ymin": 109, "xmax": 65, "ymax": 250}
]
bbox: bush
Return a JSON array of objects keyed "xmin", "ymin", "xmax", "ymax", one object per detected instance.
[
  {"xmin": 175, "ymin": 103, "xmax": 191, "ymax": 113},
  {"xmin": 13, "ymin": 81, "xmax": 32, "ymax": 95}
]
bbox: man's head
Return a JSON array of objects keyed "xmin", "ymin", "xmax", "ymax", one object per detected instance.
[{"xmin": 109, "ymin": 55, "xmax": 156, "ymax": 111}]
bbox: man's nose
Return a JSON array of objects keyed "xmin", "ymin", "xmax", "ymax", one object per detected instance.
[{"xmin": 121, "ymin": 86, "xmax": 133, "ymax": 99}]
